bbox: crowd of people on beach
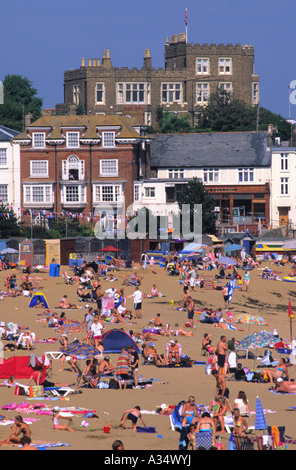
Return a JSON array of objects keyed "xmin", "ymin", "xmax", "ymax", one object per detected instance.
[{"xmin": 0, "ymin": 247, "xmax": 295, "ymax": 450}]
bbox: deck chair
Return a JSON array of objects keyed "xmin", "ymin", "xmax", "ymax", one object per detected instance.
[
  {"xmin": 72, "ymin": 361, "xmax": 97, "ymax": 388},
  {"xmin": 62, "ymin": 271, "xmax": 74, "ymax": 285}
]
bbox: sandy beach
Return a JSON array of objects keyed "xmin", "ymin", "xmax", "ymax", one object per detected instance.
[{"xmin": 0, "ymin": 259, "xmax": 295, "ymax": 451}]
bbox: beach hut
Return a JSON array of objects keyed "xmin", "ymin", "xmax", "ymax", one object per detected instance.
[
  {"xmin": 19, "ymin": 238, "xmax": 33, "ymax": 265},
  {"xmin": 29, "ymin": 292, "xmax": 49, "ymax": 309},
  {"xmin": 45, "ymin": 239, "xmax": 60, "ymax": 265}
]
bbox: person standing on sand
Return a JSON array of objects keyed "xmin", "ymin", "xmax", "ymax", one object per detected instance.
[
  {"xmin": 132, "ymin": 286, "xmax": 143, "ymax": 320},
  {"xmin": 185, "ymin": 296, "xmax": 195, "ymax": 328},
  {"xmin": 244, "ymin": 271, "xmax": 250, "ymax": 293},
  {"xmin": 216, "ymin": 336, "xmax": 228, "ymax": 376}
]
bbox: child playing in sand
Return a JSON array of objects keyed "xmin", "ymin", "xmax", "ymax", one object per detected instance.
[
  {"xmin": 120, "ymin": 406, "xmax": 147, "ymax": 431},
  {"xmin": 52, "ymin": 406, "xmax": 75, "ymax": 432}
]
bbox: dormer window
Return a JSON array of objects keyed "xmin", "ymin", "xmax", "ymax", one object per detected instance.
[
  {"xmin": 66, "ymin": 131, "xmax": 80, "ymax": 148},
  {"xmin": 32, "ymin": 132, "xmax": 46, "ymax": 148},
  {"xmin": 102, "ymin": 131, "xmax": 115, "ymax": 148}
]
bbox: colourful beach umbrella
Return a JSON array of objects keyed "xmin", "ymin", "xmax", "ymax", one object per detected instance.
[
  {"xmin": 255, "ymin": 396, "xmax": 268, "ymax": 431},
  {"xmin": 236, "ymin": 330, "xmax": 276, "ymax": 351},
  {"xmin": 60, "ymin": 342, "xmax": 100, "ymax": 359},
  {"xmin": 233, "ymin": 313, "xmax": 267, "ymax": 326}
]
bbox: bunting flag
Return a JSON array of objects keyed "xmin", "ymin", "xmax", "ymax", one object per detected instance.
[{"xmin": 288, "ymin": 300, "xmax": 294, "ymax": 319}]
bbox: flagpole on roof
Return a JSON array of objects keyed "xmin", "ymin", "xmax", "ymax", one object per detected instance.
[{"xmin": 185, "ymin": 7, "xmax": 188, "ymax": 43}]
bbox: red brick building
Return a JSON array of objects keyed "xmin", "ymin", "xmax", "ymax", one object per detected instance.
[{"xmin": 14, "ymin": 115, "xmax": 148, "ymax": 223}]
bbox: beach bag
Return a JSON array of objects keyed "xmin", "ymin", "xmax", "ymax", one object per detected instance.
[
  {"xmin": 29, "ymin": 385, "xmax": 44, "ymax": 398},
  {"xmin": 15, "ymin": 386, "xmax": 26, "ymax": 396},
  {"xmin": 109, "ymin": 379, "xmax": 119, "ymax": 390}
]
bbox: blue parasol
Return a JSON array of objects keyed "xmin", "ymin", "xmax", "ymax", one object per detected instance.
[
  {"xmin": 255, "ymin": 396, "xmax": 268, "ymax": 430},
  {"xmin": 60, "ymin": 342, "xmax": 101, "ymax": 360}
]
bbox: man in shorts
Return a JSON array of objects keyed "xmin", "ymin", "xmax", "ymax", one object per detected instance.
[
  {"xmin": 216, "ymin": 335, "xmax": 228, "ymax": 376},
  {"xmin": 223, "ymin": 286, "xmax": 229, "ymax": 310},
  {"xmin": 132, "ymin": 286, "xmax": 143, "ymax": 320}
]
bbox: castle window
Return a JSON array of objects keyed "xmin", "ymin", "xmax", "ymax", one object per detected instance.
[
  {"xmin": 196, "ymin": 58, "xmax": 209, "ymax": 75},
  {"xmin": 96, "ymin": 83, "xmax": 105, "ymax": 104},
  {"xmin": 161, "ymin": 83, "xmax": 182, "ymax": 103},
  {"xmin": 73, "ymin": 85, "xmax": 80, "ymax": 105},
  {"xmin": 252, "ymin": 82, "xmax": 259, "ymax": 105},
  {"xmin": 219, "ymin": 82, "xmax": 232, "ymax": 93},
  {"xmin": 117, "ymin": 82, "xmax": 150, "ymax": 105},
  {"xmin": 219, "ymin": 58, "xmax": 232, "ymax": 75},
  {"xmin": 196, "ymin": 83, "xmax": 209, "ymax": 104}
]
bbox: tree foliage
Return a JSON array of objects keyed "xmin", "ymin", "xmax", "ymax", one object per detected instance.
[
  {"xmin": 0, "ymin": 74, "xmax": 43, "ymax": 131},
  {"xmin": 177, "ymin": 178, "xmax": 217, "ymax": 235},
  {"xmin": 0, "ymin": 204, "xmax": 22, "ymax": 238},
  {"xmin": 196, "ymin": 88, "xmax": 291, "ymax": 141}
]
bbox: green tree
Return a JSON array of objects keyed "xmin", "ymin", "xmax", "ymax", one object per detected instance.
[
  {"xmin": 177, "ymin": 178, "xmax": 217, "ymax": 235},
  {"xmin": 48, "ymin": 215, "xmax": 93, "ymax": 238},
  {"xmin": 195, "ymin": 88, "xmax": 291, "ymax": 141},
  {"xmin": 0, "ymin": 74, "xmax": 43, "ymax": 131},
  {"xmin": 0, "ymin": 204, "xmax": 22, "ymax": 237},
  {"xmin": 258, "ymin": 107, "xmax": 291, "ymax": 141},
  {"xmin": 154, "ymin": 106, "xmax": 192, "ymax": 133},
  {"xmin": 196, "ymin": 88, "xmax": 256, "ymax": 133}
]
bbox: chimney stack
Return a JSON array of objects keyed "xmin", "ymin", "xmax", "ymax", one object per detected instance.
[{"xmin": 143, "ymin": 49, "xmax": 152, "ymax": 69}]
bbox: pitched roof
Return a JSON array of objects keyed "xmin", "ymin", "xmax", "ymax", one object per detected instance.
[
  {"xmin": 0, "ymin": 125, "xmax": 20, "ymax": 141},
  {"xmin": 150, "ymin": 131, "xmax": 271, "ymax": 168},
  {"xmin": 13, "ymin": 114, "xmax": 143, "ymax": 141}
]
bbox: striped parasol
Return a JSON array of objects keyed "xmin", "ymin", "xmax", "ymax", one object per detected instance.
[{"xmin": 255, "ymin": 396, "xmax": 268, "ymax": 431}]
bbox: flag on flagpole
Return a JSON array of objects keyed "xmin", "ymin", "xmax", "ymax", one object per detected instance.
[
  {"xmin": 185, "ymin": 8, "xmax": 188, "ymax": 26},
  {"xmin": 288, "ymin": 300, "xmax": 294, "ymax": 319}
]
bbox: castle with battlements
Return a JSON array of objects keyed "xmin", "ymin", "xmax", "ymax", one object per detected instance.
[{"xmin": 60, "ymin": 33, "xmax": 259, "ymax": 128}]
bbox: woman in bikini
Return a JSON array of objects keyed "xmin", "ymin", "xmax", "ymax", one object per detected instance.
[
  {"xmin": 181, "ymin": 396, "xmax": 200, "ymax": 428},
  {"xmin": 202, "ymin": 333, "xmax": 216, "ymax": 355},
  {"xmin": 0, "ymin": 415, "xmax": 31, "ymax": 446},
  {"xmin": 264, "ymin": 358, "xmax": 289, "ymax": 383}
]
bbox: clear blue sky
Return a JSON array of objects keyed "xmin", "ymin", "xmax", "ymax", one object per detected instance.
[{"xmin": 1, "ymin": 0, "xmax": 296, "ymax": 119}]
